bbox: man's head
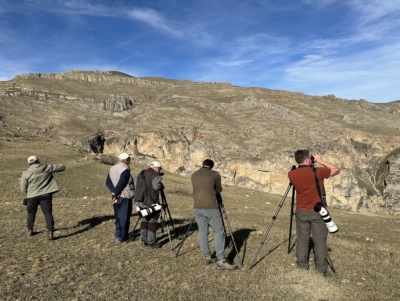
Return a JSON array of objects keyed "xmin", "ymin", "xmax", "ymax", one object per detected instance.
[
  {"xmin": 119, "ymin": 153, "xmax": 133, "ymax": 165},
  {"xmin": 150, "ymin": 161, "xmax": 162, "ymax": 173},
  {"xmin": 27, "ymin": 155, "xmax": 40, "ymax": 165},
  {"xmin": 202, "ymin": 159, "xmax": 214, "ymax": 169},
  {"xmin": 294, "ymin": 150, "xmax": 311, "ymax": 165}
]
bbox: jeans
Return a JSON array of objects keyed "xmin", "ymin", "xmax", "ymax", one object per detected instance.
[{"xmin": 194, "ymin": 208, "xmax": 226, "ymax": 260}]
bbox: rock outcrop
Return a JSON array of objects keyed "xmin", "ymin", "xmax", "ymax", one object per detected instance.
[{"xmin": 1, "ymin": 70, "xmax": 400, "ymax": 215}]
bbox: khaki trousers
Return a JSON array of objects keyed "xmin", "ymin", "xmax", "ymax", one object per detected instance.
[{"xmin": 295, "ymin": 209, "xmax": 328, "ymax": 274}]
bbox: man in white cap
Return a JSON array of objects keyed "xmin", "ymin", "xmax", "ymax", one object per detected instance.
[
  {"xmin": 106, "ymin": 153, "xmax": 135, "ymax": 242},
  {"xmin": 134, "ymin": 161, "xmax": 164, "ymax": 248},
  {"xmin": 20, "ymin": 156, "xmax": 66, "ymax": 240}
]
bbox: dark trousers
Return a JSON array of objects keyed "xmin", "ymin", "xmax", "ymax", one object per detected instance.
[
  {"xmin": 115, "ymin": 198, "xmax": 133, "ymax": 241},
  {"xmin": 295, "ymin": 209, "xmax": 328, "ymax": 274},
  {"xmin": 26, "ymin": 194, "xmax": 54, "ymax": 231}
]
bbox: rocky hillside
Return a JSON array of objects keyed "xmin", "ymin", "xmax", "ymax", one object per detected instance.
[{"xmin": 1, "ymin": 70, "xmax": 400, "ymax": 214}]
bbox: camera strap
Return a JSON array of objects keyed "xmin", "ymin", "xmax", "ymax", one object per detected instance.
[{"xmin": 312, "ymin": 168, "xmax": 327, "ymax": 206}]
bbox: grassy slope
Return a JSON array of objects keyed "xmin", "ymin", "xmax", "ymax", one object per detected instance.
[{"xmin": 0, "ymin": 132, "xmax": 400, "ymax": 301}]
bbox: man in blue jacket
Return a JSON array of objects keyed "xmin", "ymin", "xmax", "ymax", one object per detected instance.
[{"xmin": 106, "ymin": 153, "xmax": 135, "ymax": 242}]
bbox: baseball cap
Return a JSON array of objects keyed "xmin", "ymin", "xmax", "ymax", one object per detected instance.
[
  {"xmin": 118, "ymin": 153, "xmax": 133, "ymax": 160},
  {"xmin": 150, "ymin": 161, "xmax": 162, "ymax": 168},
  {"xmin": 27, "ymin": 156, "xmax": 39, "ymax": 163}
]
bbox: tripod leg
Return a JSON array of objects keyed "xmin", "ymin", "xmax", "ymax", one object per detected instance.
[
  {"xmin": 164, "ymin": 213, "xmax": 173, "ymax": 250},
  {"xmin": 288, "ymin": 186, "xmax": 296, "ymax": 253},
  {"xmin": 174, "ymin": 217, "xmax": 195, "ymax": 257},
  {"xmin": 327, "ymin": 251, "xmax": 337, "ymax": 273},
  {"xmin": 160, "ymin": 190, "xmax": 177, "ymax": 238},
  {"xmin": 248, "ymin": 184, "xmax": 292, "ymax": 270},
  {"xmin": 129, "ymin": 216, "xmax": 141, "ymax": 241},
  {"xmin": 219, "ymin": 204, "xmax": 243, "ymax": 267}
]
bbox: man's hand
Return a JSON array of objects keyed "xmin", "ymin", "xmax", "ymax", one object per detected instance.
[
  {"xmin": 312, "ymin": 154, "xmax": 322, "ymax": 163},
  {"xmin": 112, "ymin": 198, "xmax": 118, "ymax": 204}
]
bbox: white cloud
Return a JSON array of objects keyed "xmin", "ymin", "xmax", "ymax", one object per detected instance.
[
  {"xmin": 217, "ymin": 60, "xmax": 253, "ymax": 67},
  {"xmin": 127, "ymin": 8, "xmax": 183, "ymax": 37},
  {"xmin": 282, "ymin": 42, "xmax": 400, "ymax": 101},
  {"xmin": 349, "ymin": 0, "xmax": 400, "ymax": 23}
]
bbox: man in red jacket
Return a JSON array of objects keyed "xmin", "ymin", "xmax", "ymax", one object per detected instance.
[{"xmin": 288, "ymin": 150, "xmax": 340, "ymax": 275}]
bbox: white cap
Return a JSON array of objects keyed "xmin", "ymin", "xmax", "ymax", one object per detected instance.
[
  {"xmin": 28, "ymin": 156, "xmax": 39, "ymax": 163},
  {"xmin": 150, "ymin": 161, "xmax": 162, "ymax": 168},
  {"xmin": 118, "ymin": 153, "xmax": 133, "ymax": 160}
]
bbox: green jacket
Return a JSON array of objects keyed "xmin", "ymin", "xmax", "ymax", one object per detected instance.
[
  {"xmin": 191, "ymin": 167, "xmax": 222, "ymax": 209},
  {"xmin": 21, "ymin": 164, "xmax": 66, "ymax": 198}
]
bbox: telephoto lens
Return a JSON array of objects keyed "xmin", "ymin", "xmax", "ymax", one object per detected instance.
[
  {"xmin": 314, "ymin": 202, "xmax": 338, "ymax": 233},
  {"xmin": 138, "ymin": 203, "xmax": 163, "ymax": 218}
]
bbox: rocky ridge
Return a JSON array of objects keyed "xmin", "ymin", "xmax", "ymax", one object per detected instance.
[{"xmin": 1, "ymin": 70, "xmax": 400, "ymax": 215}]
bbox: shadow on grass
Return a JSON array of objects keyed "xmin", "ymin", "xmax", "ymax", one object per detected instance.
[
  {"xmin": 226, "ymin": 228, "xmax": 255, "ymax": 266},
  {"xmin": 55, "ymin": 214, "xmax": 117, "ymax": 239},
  {"xmin": 249, "ymin": 235, "xmax": 296, "ymax": 269}
]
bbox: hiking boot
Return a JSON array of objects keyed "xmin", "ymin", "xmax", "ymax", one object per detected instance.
[
  {"xmin": 203, "ymin": 256, "xmax": 218, "ymax": 265},
  {"xmin": 146, "ymin": 243, "xmax": 161, "ymax": 249},
  {"xmin": 216, "ymin": 260, "xmax": 238, "ymax": 270},
  {"xmin": 27, "ymin": 229, "xmax": 33, "ymax": 236}
]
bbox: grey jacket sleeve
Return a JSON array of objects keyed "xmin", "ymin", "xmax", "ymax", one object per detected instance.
[
  {"xmin": 20, "ymin": 171, "xmax": 28, "ymax": 195},
  {"xmin": 46, "ymin": 164, "xmax": 66, "ymax": 173},
  {"xmin": 152, "ymin": 175, "xmax": 163, "ymax": 190}
]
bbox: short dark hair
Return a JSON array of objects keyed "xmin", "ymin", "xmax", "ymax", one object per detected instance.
[
  {"xmin": 202, "ymin": 159, "xmax": 214, "ymax": 168},
  {"xmin": 294, "ymin": 150, "xmax": 309, "ymax": 164}
]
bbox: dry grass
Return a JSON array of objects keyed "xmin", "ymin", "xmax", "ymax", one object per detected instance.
[{"xmin": 1, "ymin": 134, "xmax": 400, "ymax": 301}]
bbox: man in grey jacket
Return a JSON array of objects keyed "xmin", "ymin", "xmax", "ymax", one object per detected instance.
[
  {"xmin": 106, "ymin": 153, "xmax": 135, "ymax": 242},
  {"xmin": 134, "ymin": 161, "xmax": 164, "ymax": 248},
  {"xmin": 20, "ymin": 156, "xmax": 66, "ymax": 240}
]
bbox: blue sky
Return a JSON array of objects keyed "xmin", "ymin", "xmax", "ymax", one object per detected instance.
[{"xmin": 1, "ymin": 0, "xmax": 400, "ymax": 103}]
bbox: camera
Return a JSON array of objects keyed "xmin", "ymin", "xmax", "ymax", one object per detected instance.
[
  {"xmin": 314, "ymin": 202, "xmax": 338, "ymax": 233},
  {"xmin": 137, "ymin": 203, "xmax": 164, "ymax": 218}
]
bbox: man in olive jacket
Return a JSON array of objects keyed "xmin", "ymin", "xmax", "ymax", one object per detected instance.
[
  {"xmin": 191, "ymin": 159, "xmax": 237, "ymax": 270},
  {"xmin": 20, "ymin": 156, "xmax": 66, "ymax": 240}
]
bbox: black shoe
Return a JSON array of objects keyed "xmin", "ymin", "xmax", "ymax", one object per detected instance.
[{"xmin": 146, "ymin": 243, "xmax": 161, "ymax": 249}]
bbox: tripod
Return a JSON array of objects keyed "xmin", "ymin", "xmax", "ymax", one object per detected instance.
[
  {"xmin": 175, "ymin": 196, "xmax": 243, "ymax": 267},
  {"xmin": 128, "ymin": 189, "xmax": 177, "ymax": 250},
  {"xmin": 248, "ymin": 182, "xmax": 295, "ymax": 270},
  {"xmin": 159, "ymin": 189, "xmax": 177, "ymax": 249},
  {"xmin": 248, "ymin": 166, "xmax": 336, "ymax": 272}
]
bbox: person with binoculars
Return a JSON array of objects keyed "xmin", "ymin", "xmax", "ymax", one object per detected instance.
[
  {"xmin": 134, "ymin": 161, "xmax": 164, "ymax": 248},
  {"xmin": 288, "ymin": 150, "xmax": 340, "ymax": 276},
  {"xmin": 191, "ymin": 159, "xmax": 238, "ymax": 270}
]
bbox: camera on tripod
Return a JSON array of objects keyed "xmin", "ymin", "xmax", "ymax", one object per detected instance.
[
  {"xmin": 314, "ymin": 202, "xmax": 338, "ymax": 233},
  {"xmin": 137, "ymin": 203, "xmax": 164, "ymax": 218}
]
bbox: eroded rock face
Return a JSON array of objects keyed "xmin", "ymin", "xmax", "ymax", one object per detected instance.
[
  {"xmin": 1, "ymin": 70, "xmax": 400, "ymax": 215},
  {"xmin": 100, "ymin": 130, "xmax": 400, "ymax": 215}
]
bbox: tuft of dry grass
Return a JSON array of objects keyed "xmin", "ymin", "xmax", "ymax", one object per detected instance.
[{"xmin": 1, "ymin": 134, "xmax": 400, "ymax": 300}]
